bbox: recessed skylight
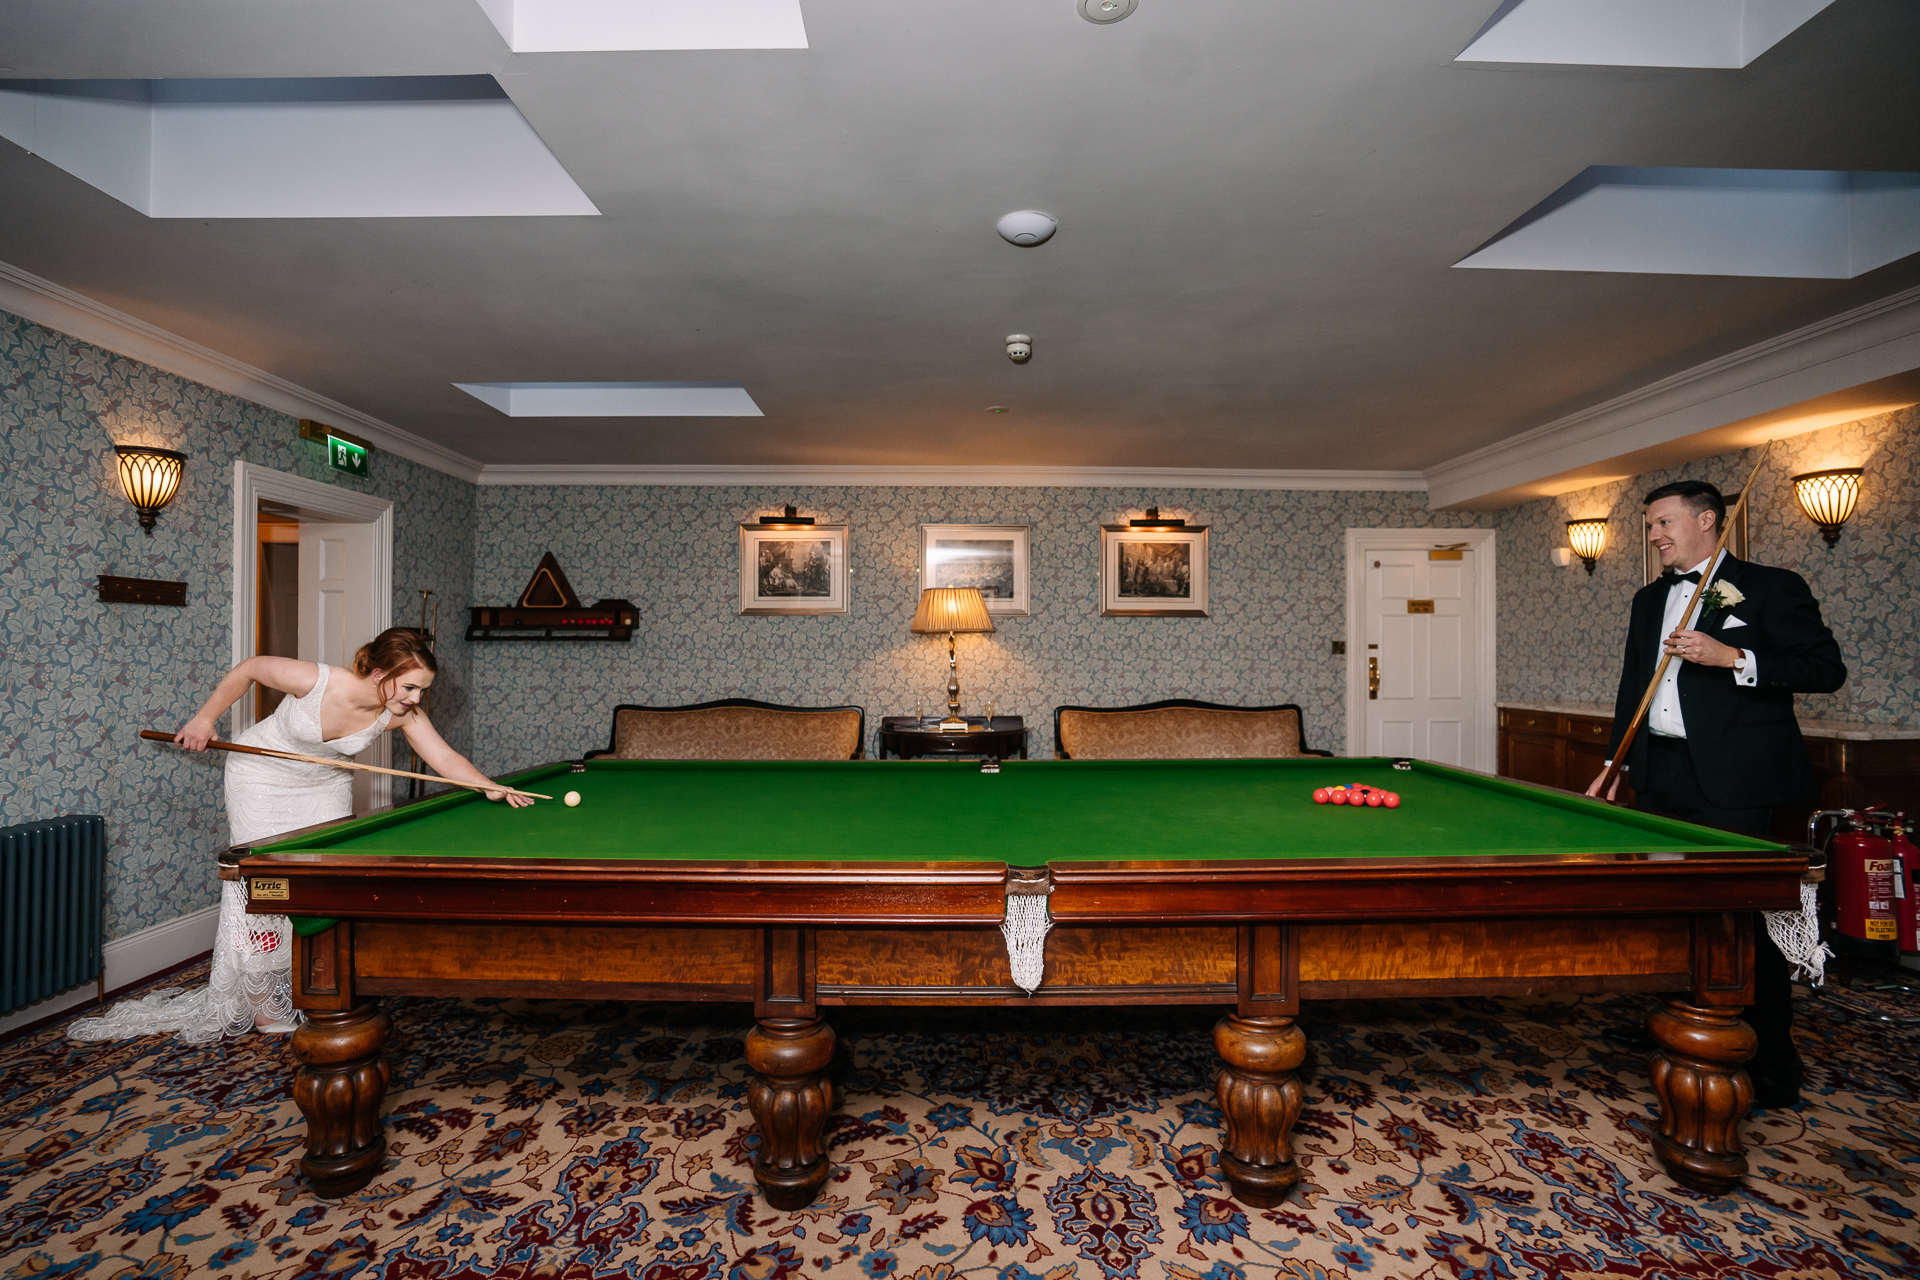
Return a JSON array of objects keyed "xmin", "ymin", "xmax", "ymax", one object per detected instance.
[
  {"xmin": 1455, "ymin": 167, "xmax": 1920, "ymax": 279},
  {"xmin": 0, "ymin": 77, "xmax": 597, "ymax": 218},
  {"xmin": 475, "ymin": 0, "xmax": 808, "ymax": 52},
  {"xmin": 454, "ymin": 382, "xmax": 765, "ymax": 417},
  {"xmin": 1457, "ymin": 0, "xmax": 1838, "ymax": 68}
]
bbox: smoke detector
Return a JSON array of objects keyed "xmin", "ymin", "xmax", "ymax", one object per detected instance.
[
  {"xmin": 1006, "ymin": 335, "xmax": 1032, "ymax": 364},
  {"xmin": 996, "ymin": 210, "xmax": 1058, "ymax": 247},
  {"xmin": 1078, "ymin": 0, "xmax": 1137, "ymax": 24}
]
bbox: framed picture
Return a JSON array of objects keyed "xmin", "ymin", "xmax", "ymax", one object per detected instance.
[
  {"xmin": 739, "ymin": 524, "xmax": 850, "ymax": 614},
  {"xmin": 1099, "ymin": 524, "xmax": 1209, "ymax": 617},
  {"xmin": 919, "ymin": 524, "xmax": 1029, "ymax": 615},
  {"xmin": 1642, "ymin": 491, "xmax": 1749, "ymax": 585}
]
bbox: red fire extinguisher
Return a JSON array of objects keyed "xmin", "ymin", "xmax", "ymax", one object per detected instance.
[
  {"xmin": 1889, "ymin": 814, "xmax": 1918, "ymax": 961},
  {"xmin": 1830, "ymin": 807, "xmax": 1898, "ymax": 957}
]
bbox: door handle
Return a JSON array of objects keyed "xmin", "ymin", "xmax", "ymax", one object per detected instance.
[{"xmin": 1368, "ymin": 656, "xmax": 1380, "ymax": 700}]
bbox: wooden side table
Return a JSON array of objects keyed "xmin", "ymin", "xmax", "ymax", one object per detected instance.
[{"xmin": 878, "ymin": 716, "xmax": 1028, "ymax": 760}]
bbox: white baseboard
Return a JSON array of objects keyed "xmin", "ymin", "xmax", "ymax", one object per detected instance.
[{"xmin": 0, "ymin": 903, "xmax": 221, "ymax": 1037}]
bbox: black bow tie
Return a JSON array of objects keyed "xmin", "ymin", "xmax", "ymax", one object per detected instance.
[{"xmin": 1663, "ymin": 570, "xmax": 1702, "ymax": 585}]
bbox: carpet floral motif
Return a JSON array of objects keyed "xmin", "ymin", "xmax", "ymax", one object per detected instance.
[{"xmin": 2, "ymin": 964, "xmax": 1914, "ymax": 1280}]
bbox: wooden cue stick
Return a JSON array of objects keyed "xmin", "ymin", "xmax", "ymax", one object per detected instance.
[
  {"xmin": 137, "ymin": 730, "xmax": 553, "ymax": 800},
  {"xmin": 1596, "ymin": 443, "xmax": 1772, "ymax": 800}
]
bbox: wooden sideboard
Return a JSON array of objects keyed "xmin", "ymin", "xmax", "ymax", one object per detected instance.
[
  {"xmin": 1497, "ymin": 702, "xmax": 1920, "ymax": 843},
  {"xmin": 1796, "ymin": 732, "xmax": 1920, "ymax": 827},
  {"xmin": 1499, "ymin": 706, "xmax": 1631, "ymax": 803}
]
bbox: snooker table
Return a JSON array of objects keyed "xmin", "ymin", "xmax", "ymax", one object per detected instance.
[{"xmin": 234, "ymin": 756, "xmax": 1802, "ymax": 1210}]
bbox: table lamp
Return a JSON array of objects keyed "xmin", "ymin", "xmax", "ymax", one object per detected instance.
[{"xmin": 910, "ymin": 587, "xmax": 995, "ymax": 732}]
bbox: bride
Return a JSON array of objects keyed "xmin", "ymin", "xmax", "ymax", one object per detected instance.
[{"xmin": 70, "ymin": 628, "xmax": 530, "ymax": 1044}]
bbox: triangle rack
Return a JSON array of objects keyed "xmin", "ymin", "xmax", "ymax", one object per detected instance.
[{"xmin": 466, "ymin": 553, "xmax": 636, "ymax": 642}]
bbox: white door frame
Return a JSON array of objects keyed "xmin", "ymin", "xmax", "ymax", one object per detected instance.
[
  {"xmin": 231, "ymin": 461, "xmax": 394, "ymax": 805},
  {"xmin": 1343, "ymin": 527, "xmax": 1496, "ymax": 765}
]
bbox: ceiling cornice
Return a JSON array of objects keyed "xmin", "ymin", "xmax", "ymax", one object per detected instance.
[
  {"xmin": 0, "ymin": 263, "xmax": 1425, "ymax": 494},
  {"xmin": 0, "ymin": 259, "xmax": 486, "ymax": 483},
  {"xmin": 474, "ymin": 464, "xmax": 1428, "ymax": 490},
  {"xmin": 14, "ymin": 254, "xmax": 1910, "ymax": 505},
  {"xmin": 1425, "ymin": 283, "xmax": 1920, "ymax": 510}
]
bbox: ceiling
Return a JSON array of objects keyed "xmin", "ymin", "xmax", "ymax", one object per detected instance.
[{"xmin": 2, "ymin": 0, "xmax": 1917, "ymax": 491}]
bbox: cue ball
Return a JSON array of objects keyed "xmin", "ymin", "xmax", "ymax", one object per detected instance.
[{"xmin": 564, "ymin": 791, "xmax": 581, "ymax": 807}]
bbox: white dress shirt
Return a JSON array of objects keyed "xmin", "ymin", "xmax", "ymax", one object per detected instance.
[{"xmin": 1648, "ymin": 553, "xmax": 1759, "ymax": 739}]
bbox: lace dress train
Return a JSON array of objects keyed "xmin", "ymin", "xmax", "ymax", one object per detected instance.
[
  {"xmin": 69, "ymin": 664, "xmax": 388, "ymax": 1043},
  {"xmin": 68, "ymin": 883, "xmax": 300, "ymax": 1042}
]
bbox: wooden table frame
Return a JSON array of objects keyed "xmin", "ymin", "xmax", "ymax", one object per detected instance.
[{"xmin": 239, "ymin": 822, "xmax": 1801, "ymax": 1210}]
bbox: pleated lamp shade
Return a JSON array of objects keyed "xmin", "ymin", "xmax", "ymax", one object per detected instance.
[{"xmin": 910, "ymin": 587, "xmax": 995, "ymax": 635}]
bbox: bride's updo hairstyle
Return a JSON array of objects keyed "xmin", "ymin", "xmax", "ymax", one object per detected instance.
[{"xmin": 352, "ymin": 627, "xmax": 438, "ymax": 700}]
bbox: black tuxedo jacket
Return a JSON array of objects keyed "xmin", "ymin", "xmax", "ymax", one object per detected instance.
[{"xmin": 1608, "ymin": 556, "xmax": 1845, "ymax": 809}]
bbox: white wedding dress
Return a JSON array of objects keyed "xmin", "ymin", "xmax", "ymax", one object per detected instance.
[{"xmin": 71, "ymin": 665, "xmax": 390, "ymax": 1043}]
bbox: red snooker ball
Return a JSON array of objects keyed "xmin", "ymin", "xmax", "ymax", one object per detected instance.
[
  {"xmin": 1313, "ymin": 788, "xmax": 1329, "ymax": 804},
  {"xmin": 1383, "ymin": 793, "xmax": 1401, "ymax": 808},
  {"xmin": 1366, "ymin": 793, "xmax": 1384, "ymax": 807},
  {"xmin": 1330, "ymin": 790, "xmax": 1347, "ymax": 804}
]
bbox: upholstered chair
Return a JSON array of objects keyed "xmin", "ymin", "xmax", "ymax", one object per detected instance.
[
  {"xmin": 588, "ymin": 699, "xmax": 866, "ymax": 761},
  {"xmin": 1053, "ymin": 700, "xmax": 1330, "ymax": 760}
]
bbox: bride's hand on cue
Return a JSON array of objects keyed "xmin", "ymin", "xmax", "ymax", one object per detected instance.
[
  {"xmin": 486, "ymin": 786, "xmax": 536, "ymax": 808},
  {"xmin": 174, "ymin": 716, "xmax": 217, "ymax": 751}
]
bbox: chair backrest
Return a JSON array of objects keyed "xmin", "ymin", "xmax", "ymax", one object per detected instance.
[
  {"xmin": 594, "ymin": 700, "xmax": 866, "ymax": 761},
  {"xmin": 1053, "ymin": 700, "xmax": 1326, "ymax": 760}
]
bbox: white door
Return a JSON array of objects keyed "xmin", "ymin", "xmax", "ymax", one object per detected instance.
[
  {"xmin": 298, "ymin": 522, "xmax": 389, "ymax": 813},
  {"xmin": 1361, "ymin": 544, "xmax": 1482, "ymax": 768}
]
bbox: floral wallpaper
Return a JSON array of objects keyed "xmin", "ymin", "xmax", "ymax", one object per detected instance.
[
  {"xmin": 11, "ymin": 296, "xmax": 1914, "ymax": 953},
  {"xmin": 1495, "ymin": 405, "xmax": 1919, "ymax": 725},
  {"xmin": 469, "ymin": 488, "xmax": 1492, "ymax": 773},
  {"xmin": 0, "ymin": 309, "xmax": 476, "ymax": 940}
]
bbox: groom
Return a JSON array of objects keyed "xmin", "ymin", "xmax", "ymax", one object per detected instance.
[{"xmin": 1588, "ymin": 478, "xmax": 1846, "ymax": 1108}]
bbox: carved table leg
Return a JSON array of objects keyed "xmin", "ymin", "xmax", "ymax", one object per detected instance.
[
  {"xmin": 746, "ymin": 1016, "xmax": 836, "ymax": 1210},
  {"xmin": 292, "ymin": 1000, "xmax": 393, "ymax": 1198},
  {"xmin": 1646, "ymin": 998, "xmax": 1755, "ymax": 1194},
  {"xmin": 1214, "ymin": 1014, "xmax": 1308, "ymax": 1207}
]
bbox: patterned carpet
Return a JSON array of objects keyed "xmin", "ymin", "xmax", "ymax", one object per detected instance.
[{"xmin": 2, "ymin": 961, "xmax": 1915, "ymax": 1280}]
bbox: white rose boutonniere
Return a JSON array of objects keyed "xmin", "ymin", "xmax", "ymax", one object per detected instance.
[{"xmin": 1701, "ymin": 581, "xmax": 1745, "ymax": 613}]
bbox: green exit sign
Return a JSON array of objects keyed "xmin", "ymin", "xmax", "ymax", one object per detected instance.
[{"xmin": 328, "ymin": 435, "xmax": 369, "ymax": 477}]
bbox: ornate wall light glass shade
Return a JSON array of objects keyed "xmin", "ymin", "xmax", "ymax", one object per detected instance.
[
  {"xmin": 1792, "ymin": 468, "xmax": 1862, "ymax": 546},
  {"xmin": 114, "ymin": 445, "xmax": 186, "ymax": 535},
  {"xmin": 1565, "ymin": 519, "xmax": 1608, "ymax": 575},
  {"xmin": 911, "ymin": 588, "xmax": 994, "ymax": 730}
]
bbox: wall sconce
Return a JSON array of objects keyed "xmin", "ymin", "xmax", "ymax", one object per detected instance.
[
  {"xmin": 114, "ymin": 445, "xmax": 186, "ymax": 535},
  {"xmin": 1792, "ymin": 468, "xmax": 1862, "ymax": 546},
  {"xmin": 1128, "ymin": 506, "xmax": 1188, "ymax": 529},
  {"xmin": 754, "ymin": 504, "xmax": 816, "ymax": 528},
  {"xmin": 1565, "ymin": 519, "xmax": 1608, "ymax": 575}
]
